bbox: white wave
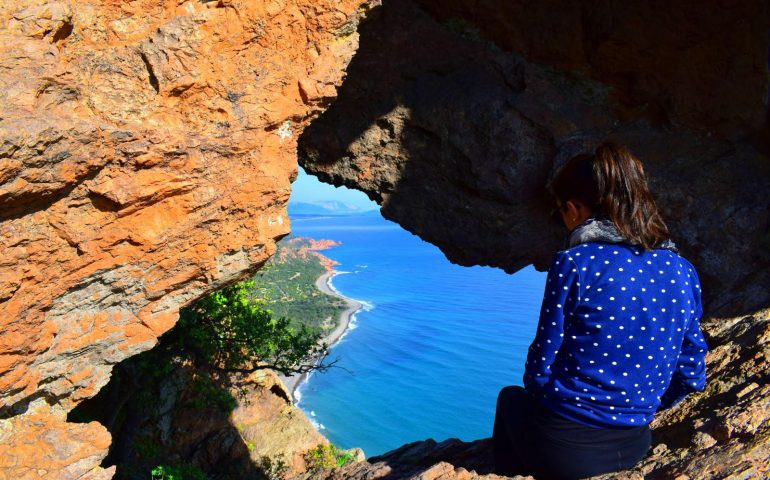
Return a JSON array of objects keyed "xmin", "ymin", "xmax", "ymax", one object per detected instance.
[
  {"xmin": 360, "ymin": 300, "xmax": 375, "ymax": 311},
  {"xmin": 331, "ymin": 270, "xmax": 353, "ymax": 276},
  {"xmin": 298, "ymin": 405, "xmax": 326, "ymax": 431},
  {"xmin": 334, "ymin": 314, "xmax": 358, "ymax": 344},
  {"xmin": 293, "ymin": 371, "xmax": 315, "ymax": 406},
  {"xmin": 327, "ymin": 274, "xmax": 374, "ymax": 312},
  {"xmin": 307, "ymin": 417, "xmax": 326, "ymax": 431}
]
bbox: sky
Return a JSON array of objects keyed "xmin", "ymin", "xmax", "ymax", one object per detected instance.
[{"xmin": 291, "ymin": 166, "xmax": 378, "ymax": 211}]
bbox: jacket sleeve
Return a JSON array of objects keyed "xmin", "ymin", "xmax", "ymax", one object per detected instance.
[
  {"xmin": 659, "ymin": 265, "xmax": 708, "ymax": 410},
  {"xmin": 523, "ymin": 251, "xmax": 581, "ymax": 397}
]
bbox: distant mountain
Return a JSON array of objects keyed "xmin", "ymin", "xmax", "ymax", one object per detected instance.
[{"xmin": 288, "ymin": 201, "xmax": 377, "ymax": 216}]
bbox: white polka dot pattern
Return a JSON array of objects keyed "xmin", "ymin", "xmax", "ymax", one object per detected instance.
[{"xmin": 523, "ymin": 242, "xmax": 708, "ymax": 428}]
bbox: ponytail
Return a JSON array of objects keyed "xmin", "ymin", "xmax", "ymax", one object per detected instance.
[{"xmin": 551, "ymin": 142, "xmax": 671, "ymax": 250}]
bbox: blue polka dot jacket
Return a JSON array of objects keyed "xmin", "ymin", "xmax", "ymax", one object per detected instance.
[{"xmin": 523, "ymin": 241, "xmax": 708, "ymax": 428}]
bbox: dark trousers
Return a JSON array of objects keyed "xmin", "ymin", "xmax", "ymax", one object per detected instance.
[{"xmin": 493, "ymin": 386, "xmax": 651, "ymax": 479}]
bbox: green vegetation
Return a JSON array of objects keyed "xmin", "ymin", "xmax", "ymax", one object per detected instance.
[
  {"xmin": 173, "ymin": 279, "xmax": 330, "ymax": 376},
  {"xmin": 304, "ymin": 443, "xmax": 356, "ymax": 472},
  {"xmin": 151, "ymin": 464, "xmax": 207, "ymax": 480},
  {"xmin": 68, "ymin": 234, "xmax": 346, "ymax": 479},
  {"xmin": 250, "ymin": 236, "xmax": 347, "ymax": 336},
  {"xmin": 135, "ymin": 438, "xmax": 162, "ymax": 461},
  {"xmin": 68, "ymin": 273, "xmax": 336, "ymax": 479},
  {"xmin": 190, "ymin": 376, "xmax": 237, "ymax": 412},
  {"xmin": 258, "ymin": 454, "xmax": 288, "ymax": 480}
]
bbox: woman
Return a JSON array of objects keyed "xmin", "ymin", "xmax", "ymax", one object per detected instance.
[{"xmin": 492, "ymin": 142, "xmax": 708, "ymax": 479}]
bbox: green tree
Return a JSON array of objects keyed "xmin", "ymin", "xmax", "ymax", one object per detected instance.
[
  {"xmin": 171, "ymin": 280, "xmax": 334, "ymax": 376},
  {"xmin": 151, "ymin": 463, "xmax": 207, "ymax": 480}
]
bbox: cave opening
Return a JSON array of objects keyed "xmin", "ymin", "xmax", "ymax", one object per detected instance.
[
  {"xmin": 279, "ymin": 167, "xmax": 548, "ymax": 458},
  {"xmin": 67, "ymin": 160, "xmax": 548, "ymax": 478}
]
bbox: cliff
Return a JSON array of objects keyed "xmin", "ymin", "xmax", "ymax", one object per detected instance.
[
  {"xmin": 1, "ymin": 0, "xmax": 769, "ymax": 478},
  {"xmin": 253, "ymin": 235, "xmax": 347, "ymax": 336},
  {"xmin": 0, "ymin": 0, "xmax": 376, "ymax": 477},
  {"xmin": 69, "ymin": 354, "xmax": 333, "ymax": 479},
  {"xmin": 274, "ymin": 237, "xmax": 342, "ymax": 274}
]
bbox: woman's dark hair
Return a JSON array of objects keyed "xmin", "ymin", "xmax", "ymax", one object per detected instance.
[{"xmin": 550, "ymin": 141, "xmax": 671, "ymax": 250}]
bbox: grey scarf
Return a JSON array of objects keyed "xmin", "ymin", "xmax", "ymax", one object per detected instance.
[{"xmin": 566, "ymin": 215, "xmax": 678, "ymax": 253}]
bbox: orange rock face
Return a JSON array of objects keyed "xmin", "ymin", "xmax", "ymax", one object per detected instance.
[
  {"xmin": 276, "ymin": 237, "xmax": 342, "ymax": 273},
  {"xmin": 307, "ymin": 239, "xmax": 343, "ymax": 273},
  {"xmin": 0, "ymin": 0, "xmax": 376, "ymax": 474},
  {"xmin": 0, "ymin": 398, "xmax": 115, "ymax": 480}
]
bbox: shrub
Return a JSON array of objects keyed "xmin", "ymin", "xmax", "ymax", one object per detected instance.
[
  {"xmin": 259, "ymin": 454, "xmax": 288, "ymax": 480},
  {"xmin": 135, "ymin": 437, "xmax": 161, "ymax": 460},
  {"xmin": 304, "ymin": 443, "xmax": 355, "ymax": 472},
  {"xmin": 151, "ymin": 463, "xmax": 207, "ymax": 480},
  {"xmin": 189, "ymin": 375, "xmax": 237, "ymax": 413}
]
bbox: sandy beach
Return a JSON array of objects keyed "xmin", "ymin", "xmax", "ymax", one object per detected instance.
[{"xmin": 279, "ymin": 270, "xmax": 362, "ymax": 401}]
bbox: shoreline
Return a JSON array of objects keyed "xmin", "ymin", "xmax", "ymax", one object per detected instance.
[{"xmin": 279, "ymin": 270, "xmax": 362, "ymax": 401}]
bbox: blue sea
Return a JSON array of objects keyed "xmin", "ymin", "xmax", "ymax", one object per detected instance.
[{"xmin": 290, "ymin": 212, "xmax": 546, "ymax": 457}]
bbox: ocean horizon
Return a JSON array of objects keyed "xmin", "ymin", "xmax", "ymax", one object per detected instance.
[{"xmin": 290, "ymin": 212, "xmax": 547, "ymax": 457}]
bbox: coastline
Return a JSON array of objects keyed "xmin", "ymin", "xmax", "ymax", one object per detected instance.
[{"xmin": 279, "ymin": 270, "xmax": 362, "ymax": 401}]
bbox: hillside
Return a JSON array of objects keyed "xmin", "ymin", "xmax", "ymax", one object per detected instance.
[{"xmin": 250, "ymin": 236, "xmax": 347, "ymax": 336}]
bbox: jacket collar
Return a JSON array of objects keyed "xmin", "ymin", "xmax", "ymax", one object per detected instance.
[{"xmin": 565, "ymin": 214, "xmax": 679, "ymax": 253}]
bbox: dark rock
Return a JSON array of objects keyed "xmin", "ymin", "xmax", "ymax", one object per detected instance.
[
  {"xmin": 298, "ymin": 0, "xmax": 770, "ymax": 318},
  {"xmin": 293, "ymin": 438, "xmax": 527, "ymax": 479}
]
